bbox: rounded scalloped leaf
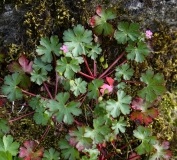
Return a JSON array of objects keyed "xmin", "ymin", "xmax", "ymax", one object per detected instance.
[
  {"xmin": 138, "ymin": 70, "xmax": 166, "ymax": 102},
  {"xmin": 90, "ymin": 6, "xmax": 116, "ymax": 36},
  {"xmin": 63, "ymin": 24, "xmax": 93, "ymax": 57}
]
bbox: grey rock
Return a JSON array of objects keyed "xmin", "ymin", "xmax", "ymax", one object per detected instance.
[{"xmin": 0, "ymin": 0, "xmax": 177, "ymax": 44}]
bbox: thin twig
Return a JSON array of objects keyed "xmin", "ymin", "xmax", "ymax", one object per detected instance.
[
  {"xmin": 43, "ymin": 83, "xmax": 53, "ymax": 99},
  {"xmin": 120, "ymin": 140, "xmax": 137, "ymax": 151},
  {"xmin": 9, "ymin": 111, "xmax": 35, "ymax": 123},
  {"xmin": 78, "ymin": 71, "xmax": 95, "ymax": 80},
  {"xmin": 102, "ymin": 60, "xmax": 127, "ymax": 78},
  {"xmin": 98, "ymin": 51, "xmax": 125, "ymax": 79},
  {"xmin": 102, "ymin": 69, "xmax": 115, "ymax": 79},
  {"xmin": 22, "ymin": 89, "xmax": 48, "ymax": 100},
  {"xmin": 34, "ymin": 125, "xmax": 51, "ymax": 151},
  {"xmin": 119, "ymin": 60, "xmax": 127, "ymax": 66},
  {"xmin": 82, "ymin": 55, "xmax": 94, "ymax": 77}
]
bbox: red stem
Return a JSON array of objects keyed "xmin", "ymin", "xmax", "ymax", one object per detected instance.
[
  {"xmin": 128, "ymin": 155, "xmax": 141, "ymax": 160},
  {"xmin": 99, "ymin": 51, "xmax": 125, "ymax": 79},
  {"xmin": 94, "ymin": 60, "xmax": 97, "ymax": 77},
  {"xmin": 55, "ymin": 72, "xmax": 59, "ymax": 97},
  {"xmin": 77, "ymin": 71, "xmax": 95, "ymax": 80},
  {"xmin": 22, "ymin": 89, "xmax": 48, "ymax": 100},
  {"xmin": 102, "ymin": 69, "xmax": 115, "ymax": 79},
  {"xmin": 34, "ymin": 125, "xmax": 51, "ymax": 151},
  {"xmin": 120, "ymin": 140, "xmax": 137, "ymax": 151},
  {"xmin": 74, "ymin": 119, "xmax": 83, "ymax": 126},
  {"xmin": 119, "ymin": 59, "xmax": 127, "ymax": 66},
  {"xmin": 9, "ymin": 111, "xmax": 35, "ymax": 123},
  {"xmin": 102, "ymin": 60, "xmax": 127, "ymax": 78},
  {"xmin": 82, "ymin": 55, "xmax": 94, "ymax": 77},
  {"xmin": 43, "ymin": 83, "xmax": 53, "ymax": 99}
]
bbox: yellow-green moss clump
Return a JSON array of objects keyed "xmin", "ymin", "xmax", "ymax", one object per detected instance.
[
  {"xmin": 9, "ymin": 117, "xmax": 64, "ymax": 150},
  {"xmin": 149, "ymin": 22, "xmax": 177, "ymax": 87},
  {"xmin": 150, "ymin": 92, "xmax": 177, "ymax": 157},
  {"xmin": 23, "ymin": 0, "xmax": 71, "ymax": 45}
]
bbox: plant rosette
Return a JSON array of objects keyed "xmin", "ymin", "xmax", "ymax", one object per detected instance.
[{"xmin": 0, "ymin": 5, "xmax": 171, "ymax": 160}]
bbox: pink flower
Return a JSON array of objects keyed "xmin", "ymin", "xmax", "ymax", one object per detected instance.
[
  {"xmin": 60, "ymin": 45, "xmax": 68, "ymax": 53},
  {"xmin": 100, "ymin": 77, "xmax": 114, "ymax": 95},
  {"xmin": 146, "ymin": 30, "xmax": 153, "ymax": 39}
]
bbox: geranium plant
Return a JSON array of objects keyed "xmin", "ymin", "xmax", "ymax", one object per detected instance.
[{"xmin": 0, "ymin": 5, "xmax": 172, "ymax": 160}]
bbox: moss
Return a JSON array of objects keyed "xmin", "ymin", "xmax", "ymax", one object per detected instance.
[
  {"xmin": 9, "ymin": 117, "xmax": 61, "ymax": 148},
  {"xmin": 147, "ymin": 21, "xmax": 177, "ymax": 88},
  {"xmin": 23, "ymin": 0, "xmax": 71, "ymax": 48},
  {"xmin": 150, "ymin": 92, "xmax": 177, "ymax": 156}
]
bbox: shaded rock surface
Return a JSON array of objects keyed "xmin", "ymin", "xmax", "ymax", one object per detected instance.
[
  {"xmin": 124, "ymin": 0, "xmax": 177, "ymax": 30},
  {"xmin": 0, "ymin": 0, "xmax": 177, "ymax": 44},
  {"xmin": 0, "ymin": 4, "xmax": 28, "ymax": 44}
]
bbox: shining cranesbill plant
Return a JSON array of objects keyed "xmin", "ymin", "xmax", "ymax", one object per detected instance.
[{"xmin": 0, "ymin": 5, "xmax": 172, "ymax": 160}]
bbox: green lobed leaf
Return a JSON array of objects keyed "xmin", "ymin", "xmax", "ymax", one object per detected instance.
[
  {"xmin": 42, "ymin": 148, "xmax": 60, "ymax": 160},
  {"xmin": 56, "ymin": 57, "xmax": 80, "ymax": 79},
  {"xmin": 70, "ymin": 78, "xmax": 87, "ymax": 96},
  {"xmin": 1, "ymin": 73, "xmax": 22, "ymax": 102},
  {"xmin": 29, "ymin": 96, "xmax": 45, "ymax": 112},
  {"xmin": 90, "ymin": 6, "xmax": 116, "ymax": 36},
  {"xmin": 63, "ymin": 24, "xmax": 92, "ymax": 57},
  {"xmin": 48, "ymin": 92, "xmax": 81, "ymax": 124},
  {"xmin": 114, "ymin": 22, "xmax": 140, "ymax": 44},
  {"xmin": 115, "ymin": 63, "xmax": 134, "ymax": 82},
  {"xmin": 0, "ymin": 135, "xmax": 20, "ymax": 157},
  {"xmin": 65, "ymin": 52, "xmax": 84, "ymax": 64},
  {"xmin": 133, "ymin": 126, "xmax": 156, "ymax": 155},
  {"xmin": 29, "ymin": 96, "xmax": 51, "ymax": 125},
  {"xmin": 36, "ymin": 36, "xmax": 62, "ymax": 63},
  {"xmin": 69, "ymin": 126, "xmax": 92, "ymax": 151},
  {"xmin": 31, "ymin": 58, "xmax": 52, "ymax": 85},
  {"xmin": 0, "ymin": 120, "xmax": 10, "ymax": 137},
  {"xmin": 149, "ymin": 140, "xmax": 172, "ymax": 160},
  {"xmin": 59, "ymin": 139, "xmax": 80, "ymax": 160},
  {"xmin": 87, "ymin": 79, "xmax": 103, "ymax": 99},
  {"xmin": 31, "ymin": 69, "xmax": 47, "ymax": 85},
  {"xmin": 94, "ymin": 101, "xmax": 108, "ymax": 117},
  {"xmin": 33, "ymin": 111, "xmax": 51, "ymax": 125},
  {"xmin": 82, "ymin": 145, "xmax": 100, "ymax": 160},
  {"xmin": 116, "ymin": 82, "xmax": 126, "ymax": 90},
  {"xmin": 138, "ymin": 70, "xmax": 166, "ymax": 102},
  {"xmin": 106, "ymin": 90, "xmax": 132, "ymax": 117},
  {"xmin": 85, "ymin": 43, "xmax": 102, "ymax": 60},
  {"xmin": 84, "ymin": 117, "xmax": 111, "ymax": 144},
  {"xmin": 126, "ymin": 42, "xmax": 150, "ymax": 63},
  {"xmin": 111, "ymin": 116, "xmax": 127, "ymax": 135},
  {"xmin": 18, "ymin": 73, "xmax": 31, "ymax": 89},
  {"xmin": 32, "ymin": 58, "xmax": 52, "ymax": 73}
]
